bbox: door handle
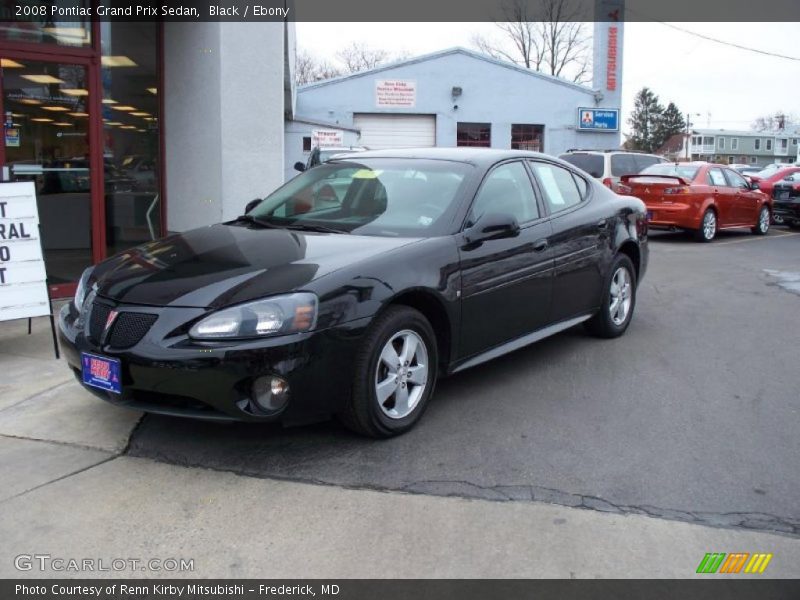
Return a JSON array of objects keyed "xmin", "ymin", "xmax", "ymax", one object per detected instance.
[
  {"xmin": 597, "ymin": 219, "xmax": 609, "ymax": 230},
  {"xmin": 533, "ymin": 239, "xmax": 548, "ymax": 252}
]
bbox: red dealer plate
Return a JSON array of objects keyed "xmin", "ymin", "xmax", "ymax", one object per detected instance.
[{"xmin": 81, "ymin": 353, "xmax": 122, "ymax": 394}]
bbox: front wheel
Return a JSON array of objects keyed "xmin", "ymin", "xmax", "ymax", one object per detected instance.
[
  {"xmin": 339, "ymin": 306, "xmax": 438, "ymax": 438},
  {"xmin": 694, "ymin": 208, "xmax": 717, "ymax": 242},
  {"xmin": 585, "ymin": 254, "xmax": 637, "ymax": 339},
  {"xmin": 751, "ymin": 206, "xmax": 770, "ymax": 235}
]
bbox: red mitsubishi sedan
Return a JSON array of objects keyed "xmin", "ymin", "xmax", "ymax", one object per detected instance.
[{"xmin": 617, "ymin": 162, "xmax": 771, "ymax": 242}]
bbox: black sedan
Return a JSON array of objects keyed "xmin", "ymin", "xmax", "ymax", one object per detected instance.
[
  {"xmin": 58, "ymin": 149, "xmax": 649, "ymax": 437},
  {"xmin": 772, "ymin": 175, "xmax": 800, "ymax": 227}
]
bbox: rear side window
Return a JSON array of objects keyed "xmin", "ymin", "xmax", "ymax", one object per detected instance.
[
  {"xmin": 708, "ymin": 168, "xmax": 727, "ymax": 186},
  {"xmin": 559, "ymin": 153, "xmax": 604, "ymax": 178},
  {"xmin": 530, "ymin": 162, "xmax": 583, "ymax": 213},
  {"xmin": 610, "ymin": 154, "xmax": 638, "ymax": 177},
  {"xmin": 634, "ymin": 155, "xmax": 660, "ymax": 172}
]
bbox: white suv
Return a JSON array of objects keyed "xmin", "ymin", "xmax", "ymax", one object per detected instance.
[{"xmin": 559, "ymin": 150, "xmax": 668, "ymax": 189}]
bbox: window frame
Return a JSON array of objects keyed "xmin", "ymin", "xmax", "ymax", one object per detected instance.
[
  {"xmin": 723, "ymin": 168, "xmax": 749, "ymax": 190},
  {"xmin": 766, "ymin": 139, "xmax": 773, "ymax": 151},
  {"xmin": 731, "ymin": 138, "xmax": 739, "ymax": 150},
  {"xmin": 510, "ymin": 123, "xmax": 544, "ymax": 152},
  {"xmin": 718, "ymin": 137, "xmax": 726, "ymax": 150}
]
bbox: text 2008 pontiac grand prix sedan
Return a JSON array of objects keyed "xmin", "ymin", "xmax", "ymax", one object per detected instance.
[{"xmin": 59, "ymin": 148, "xmax": 648, "ymax": 437}]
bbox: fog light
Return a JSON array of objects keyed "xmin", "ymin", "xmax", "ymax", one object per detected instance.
[{"xmin": 252, "ymin": 376, "xmax": 290, "ymax": 412}]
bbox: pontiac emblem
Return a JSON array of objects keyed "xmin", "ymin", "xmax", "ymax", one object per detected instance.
[{"xmin": 105, "ymin": 310, "xmax": 119, "ymax": 332}]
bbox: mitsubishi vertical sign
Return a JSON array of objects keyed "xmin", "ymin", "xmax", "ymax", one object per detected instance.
[{"xmin": 0, "ymin": 182, "xmax": 50, "ymax": 322}]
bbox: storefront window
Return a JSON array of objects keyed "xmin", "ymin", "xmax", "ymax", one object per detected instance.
[
  {"xmin": 511, "ymin": 124, "xmax": 544, "ymax": 152},
  {"xmin": 0, "ymin": 1, "xmax": 91, "ymax": 47},
  {"xmin": 100, "ymin": 21, "xmax": 162, "ymax": 257},
  {"xmin": 2, "ymin": 59, "xmax": 93, "ymax": 285},
  {"xmin": 457, "ymin": 122, "xmax": 491, "ymax": 147}
]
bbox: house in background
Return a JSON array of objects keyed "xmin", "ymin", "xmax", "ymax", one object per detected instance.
[{"xmin": 680, "ymin": 129, "xmax": 800, "ymax": 167}]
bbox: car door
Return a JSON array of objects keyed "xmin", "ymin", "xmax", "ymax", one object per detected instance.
[
  {"xmin": 458, "ymin": 161, "xmax": 554, "ymax": 359},
  {"xmin": 723, "ymin": 168, "xmax": 759, "ymax": 224},
  {"xmin": 528, "ymin": 160, "xmax": 606, "ymax": 324},
  {"xmin": 706, "ymin": 167, "xmax": 736, "ymax": 226}
]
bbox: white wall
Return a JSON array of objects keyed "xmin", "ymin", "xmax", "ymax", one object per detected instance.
[{"xmin": 164, "ymin": 22, "xmax": 288, "ymax": 232}]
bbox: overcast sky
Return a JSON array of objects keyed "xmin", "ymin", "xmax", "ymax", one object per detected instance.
[{"xmin": 295, "ymin": 22, "xmax": 800, "ymax": 135}]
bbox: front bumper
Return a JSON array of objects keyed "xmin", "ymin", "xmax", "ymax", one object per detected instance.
[{"xmin": 58, "ymin": 301, "xmax": 370, "ymax": 425}]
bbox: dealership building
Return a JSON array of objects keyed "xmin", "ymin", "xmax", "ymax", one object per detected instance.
[
  {"xmin": 286, "ymin": 39, "xmax": 623, "ymax": 181},
  {"xmin": 0, "ymin": 15, "xmax": 622, "ymax": 296}
]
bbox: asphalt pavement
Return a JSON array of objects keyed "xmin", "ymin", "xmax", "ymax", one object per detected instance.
[{"xmin": 128, "ymin": 228, "xmax": 800, "ymax": 537}]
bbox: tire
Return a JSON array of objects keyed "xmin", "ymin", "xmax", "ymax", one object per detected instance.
[
  {"xmin": 585, "ymin": 254, "xmax": 637, "ymax": 339},
  {"xmin": 694, "ymin": 208, "xmax": 717, "ymax": 242},
  {"xmin": 339, "ymin": 306, "xmax": 438, "ymax": 438},
  {"xmin": 751, "ymin": 205, "xmax": 770, "ymax": 235}
]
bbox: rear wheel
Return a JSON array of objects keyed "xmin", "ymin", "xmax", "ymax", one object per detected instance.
[
  {"xmin": 751, "ymin": 205, "xmax": 770, "ymax": 235},
  {"xmin": 694, "ymin": 208, "xmax": 717, "ymax": 242},
  {"xmin": 585, "ymin": 253, "xmax": 637, "ymax": 339},
  {"xmin": 339, "ymin": 306, "xmax": 438, "ymax": 438}
]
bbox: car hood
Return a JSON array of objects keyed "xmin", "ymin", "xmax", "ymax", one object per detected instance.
[{"xmin": 92, "ymin": 223, "xmax": 420, "ymax": 308}]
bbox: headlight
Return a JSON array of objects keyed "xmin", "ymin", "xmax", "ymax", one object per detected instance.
[
  {"xmin": 189, "ymin": 293, "xmax": 318, "ymax": 340},
  {"xmin": 74, "ymin": 267, "xmax": 94, "ymax": 311}
]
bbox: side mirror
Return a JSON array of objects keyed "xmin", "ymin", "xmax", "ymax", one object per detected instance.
[
  {"xmin": 293, "ymin": 161, "xmax": 306, "ymax": 172},
  {"xmin": 465, "ymin": 212, "xmax": 520, "ymax": 244},
  {"xmin": 750, "ymin": 182, "xmax": 760, "ymax": 190},
  {"xmin": 244, "ymin": 198, "xmax": 263, "ymax": 213}
]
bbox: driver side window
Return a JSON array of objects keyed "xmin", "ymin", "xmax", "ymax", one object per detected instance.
[{"xmin": 470, "ymin": 162, "xmax": 539, "ymax": 225}]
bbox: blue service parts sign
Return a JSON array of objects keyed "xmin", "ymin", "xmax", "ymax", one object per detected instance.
[{"xmin": 578, "ymin": 107, "xmax": 620, "ymax": 132}]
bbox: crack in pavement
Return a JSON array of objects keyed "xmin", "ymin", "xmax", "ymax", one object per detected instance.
[{"xmin": 123, "ymin": 434, "xmax": 800, "ymax": 539}]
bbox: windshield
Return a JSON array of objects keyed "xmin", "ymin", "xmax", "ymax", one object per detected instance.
[
  {"xmin": 248, "ymin": 158, "xmax": 472, "ymax": 237},
  {"xmin": 559, "ymin": 153, "xmax": 604, "ymax": 178},
  {"xmin": 640, "ymin": 164, "xmax": 700, "ymax": 181}
]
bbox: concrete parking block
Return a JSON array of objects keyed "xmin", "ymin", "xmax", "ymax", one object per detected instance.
[
  {"xmin": 0, "ymin": 436, "xmax": 111, "ymax": 502},
  {"xmin": 0, "ymin": 353, "xmax": 72, "ymax": 411},
  {"xmin": 0, "ymin": 381, "xmax": 141, "ymax": 453},
  {"xmin": 0, "ymin": 456, "xmax": 798, "ymax": 579}
]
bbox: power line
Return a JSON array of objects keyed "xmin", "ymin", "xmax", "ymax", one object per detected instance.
[{"xmin": 656, "ymin": 22, "xmax": 800, "ymax": 62}]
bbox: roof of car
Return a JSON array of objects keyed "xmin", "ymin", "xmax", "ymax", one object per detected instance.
[{"xmin": 329, "ymin": 147, "xmax": 553, "ymax": 166}]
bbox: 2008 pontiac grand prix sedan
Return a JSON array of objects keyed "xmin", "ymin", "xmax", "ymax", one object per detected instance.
[{"xmin": 59, "ymin": 148, "xmax": 649, "ymax": 437}]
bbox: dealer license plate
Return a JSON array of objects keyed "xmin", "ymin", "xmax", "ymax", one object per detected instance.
[{"xmin": 81, "ymin": 352, "xmax": 122, "ymax": 394}]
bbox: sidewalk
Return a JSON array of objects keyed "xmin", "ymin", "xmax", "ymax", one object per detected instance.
[{"xmin": 1, "ymin": 315, "xmax": 798, "ymax": 578}]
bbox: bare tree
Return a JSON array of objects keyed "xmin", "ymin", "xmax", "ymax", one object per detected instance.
[
  {"xmin": 295, "ymin": 49, "xmax": 342, "ymax": 85},
  {"xmin": 472, "ymin": 0, "xmax": 592, "ymax": 84},
  {"xmin": 336, "ymin": 42, "xmax": 394, "ymax": 74},
  {"xmin": 752, "ymin": 111, "xmax": 797, "ymax": 132}
]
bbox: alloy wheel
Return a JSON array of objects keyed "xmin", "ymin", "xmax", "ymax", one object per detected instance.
[
  {"xmin": 759, "ymin": 207, "xmax": 770, "ymax": 233},
  {"xmin": 609, "ymin": 267, "xmax": 633, "ymax": 326},
  {"xmin": 703, "ymin": 211, "xmax": 717, "ymax": 240},
  {"xmin": 375, "ymin": 330, "xmax": 429, "ymax": 419}
]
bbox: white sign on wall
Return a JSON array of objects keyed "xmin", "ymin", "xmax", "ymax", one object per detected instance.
[
  {"xmin": 0, "ymin": 182, "xmax": 51, "ymax": 322},
  {"xmin": 375, "ymin": 80, "xmax": 416, "ymax": 108},
  {"xmin": 311, "ymin": 129, "xmax": 344, "ymax": 148}
]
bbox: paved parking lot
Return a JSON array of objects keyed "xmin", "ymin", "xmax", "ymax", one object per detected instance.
[
  {"xmin": 1, "ymin": 227, "xmax": 798, "ymax": 577},
  {"xmin": 128, "ymin": 228, "xmax": 800, "ymax": 536}
]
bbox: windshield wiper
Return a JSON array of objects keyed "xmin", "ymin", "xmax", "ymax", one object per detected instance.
[
  {"xmin": 230, "ymin": 214, "xmax": 277, "ymax": 228},
  {"xmin": 282, "ymin": 223, "xmax": 346, "ymax": 234}
]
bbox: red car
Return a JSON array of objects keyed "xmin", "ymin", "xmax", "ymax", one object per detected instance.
[
  {"xmin": 616, "ymin": 162, "xmax": 771, "ymax": 242},
  {"xmin": 750, "ymin": 166, "xmax": 800, "ymax": 198}
]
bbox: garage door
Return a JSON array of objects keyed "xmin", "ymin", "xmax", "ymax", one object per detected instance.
[{"xmin": 353, "ymin": 114, "xmax": 436, "ymax": 149}]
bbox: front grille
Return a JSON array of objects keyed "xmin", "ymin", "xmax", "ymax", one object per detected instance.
[
  {"xmin": 87, "ymin": 301, "xmax": 157, "ymax": 348},
  {"xmin": 88, "ymin": 302, "xmax": 111, "ymax": 344},
  {"xmin": 108, "ymin": 312, "xmax": 158, "ymax": 349}
]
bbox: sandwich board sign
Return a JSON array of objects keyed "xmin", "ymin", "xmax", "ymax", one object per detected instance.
[{"xmin": 0, "ymin": 181, "xmax": 51, "ymax": 322}]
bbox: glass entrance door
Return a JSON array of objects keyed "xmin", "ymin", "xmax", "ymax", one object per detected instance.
[{"xmin": 1, "ymin": 57, "xmax": 94, "ymax": 291}]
